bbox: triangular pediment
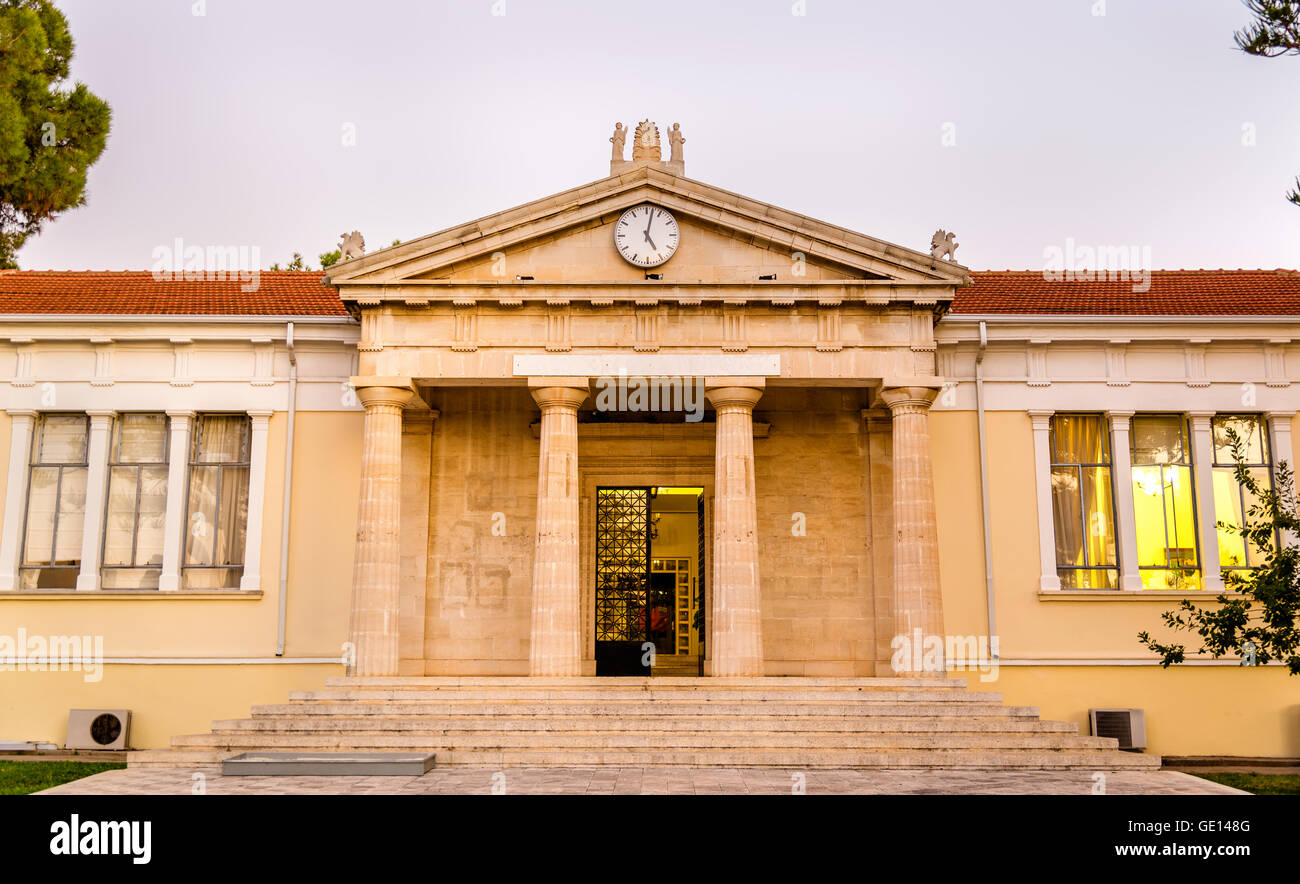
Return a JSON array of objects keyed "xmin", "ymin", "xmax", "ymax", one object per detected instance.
[{"xmin": 326, "ymin": 166, "xmax": 968, "ymax": 291}]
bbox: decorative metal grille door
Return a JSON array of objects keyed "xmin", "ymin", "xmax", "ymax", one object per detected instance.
[{"xmin": 595, "ymin": 487, "xmax": 650, "ymax": 675}]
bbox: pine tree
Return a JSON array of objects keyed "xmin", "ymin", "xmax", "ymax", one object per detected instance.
[{"xmin": 0, "ymin": 1, "xmax": 111, "ymax": 267}]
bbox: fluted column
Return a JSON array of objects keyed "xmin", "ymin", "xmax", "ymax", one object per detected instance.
[
  {"xmin": 880, "ymin": 385, "xmax": 945, "ymax": 675},
  {"xmin": 347, "ymin": 383, "xmax": 415, "ymax": 676},
  {"xmin": 528, "ymin": 381, "xmax": 589, "ymax": 676},
  {"xmin": 705, "ymin": 380, "xmax": 764, "ymax": 677}
]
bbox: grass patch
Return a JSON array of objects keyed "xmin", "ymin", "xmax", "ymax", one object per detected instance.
[
  {"xmin": 0, "ymin": 761, "xmax": 126, "ymax": 795},
  {"xmin": 1190, "ymin": 772, "xmax": 1300, "ymax": 796}
]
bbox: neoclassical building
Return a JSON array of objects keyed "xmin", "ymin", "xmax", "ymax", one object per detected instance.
[{"xmin": 1, "ymin": 123, "xmax": 1296, "ymax": 761}]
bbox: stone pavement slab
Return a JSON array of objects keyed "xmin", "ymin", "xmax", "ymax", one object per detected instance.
[{"xmin": 36, "ymin": 767, "xmax": 1245, "ymax": 796}]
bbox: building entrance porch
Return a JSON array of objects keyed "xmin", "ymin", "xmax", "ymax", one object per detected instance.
[{"xmin": 594, "ymin": 486, "xmax": 705, "ymax": 677}]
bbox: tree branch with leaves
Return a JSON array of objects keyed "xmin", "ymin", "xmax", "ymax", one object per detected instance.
[
  {"xmin": 1139, "ymin": 428, "xmax": 1300, "ymax": 674},
  {"xmin": 1234, "ymin": 1, "xmax": 1300, "ymax": 206}
]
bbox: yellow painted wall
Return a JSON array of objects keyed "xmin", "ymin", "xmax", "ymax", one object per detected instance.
[
  {"xmin": 1, "ymin": 664, "xmax": 338, "ymax": 750},
  {"xmin": 0, "ymin": 410, "xmax": 362, "ymax": 747},
  {"xmin": 932, "ymin": 409, "xmax": 1300, "ymax": 757}
]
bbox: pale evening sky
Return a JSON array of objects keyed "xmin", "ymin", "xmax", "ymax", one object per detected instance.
[{"xmin": 15, "ymin": 0, "xmax": 1300, "ymax": 272}]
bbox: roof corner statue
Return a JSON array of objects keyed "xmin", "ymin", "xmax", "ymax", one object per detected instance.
[
  {"xmin": 610, "ymin": 118, "xmax": 684, "ymax": 176},
  {"xmin": 930, "ymin": 229, "xmax": 959, "ymax": 262},
  {"xmin": 609, "ymin": 122, "xmax": 626, "ymax": 161},
  {"xmin": 339, "ymin": 230, "xmax": 366, "ymax": 262}
]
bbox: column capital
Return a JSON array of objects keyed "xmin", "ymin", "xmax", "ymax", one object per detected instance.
[
  {"xmin": 85, "ymin": 409, "xmax": 116, "ymax": 421},
  {"xmin": 1027, "ymin": 408, "xmax": 1054, "ymax": 430},
  {"xmin": 705, "ymin": 383, "xmax": 763, "ymax": 410},
  {"xmin": 879, "ymin": 385, "xmax": 939, "ymax": 413},
  {"xmin": 5, "ymin": 410, "xmax": 36, "ymax": 420},
  {"xmin": 355, "ymin": 385, "xmax": 416, "ymax": 411},
  {"xmin": 529, "ymin": 381, "xmax": 589, "ymax": 411},
  {"xmin": 1266, "ymin": 410, "xmax": 1297, "ymax": 420},
  {"xmin": 1107, "ymin": 409, "xmax": 1135, "ymax": 429},
  {"xmin": 165, "ymin": 409, "xmax": 196, "ymax": 419}
]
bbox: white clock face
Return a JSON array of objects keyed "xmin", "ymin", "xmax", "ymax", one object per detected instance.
[{"xmin": 613, "ymin": 204, "xmax": 679, "ymax": 268}]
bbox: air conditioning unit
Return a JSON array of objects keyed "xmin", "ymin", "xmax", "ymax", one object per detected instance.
[
  {"xmin": 1089, "ymin": 708, "xmax": 1146, "ymax": 751},
  {"xmin": 66, "ymin": 709, "xmax": 131, "ymax": 750}
]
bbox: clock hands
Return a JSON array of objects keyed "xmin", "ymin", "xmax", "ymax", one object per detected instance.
[{"xmin": 643, "ymin": 209, "xmax": 657, "ymax": 250}]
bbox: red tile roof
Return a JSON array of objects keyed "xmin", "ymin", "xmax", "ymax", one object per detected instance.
[
  {"xmin": 953, "ymin": 269, "xmax": 1300, "ymax": 315},
  {"xmin": 0, "ymin": 270, "xmax": 349, "ymax": 316},
  {"xmin": 1, "ymin": 268, "xmax": 1298, "ymax": 317}
]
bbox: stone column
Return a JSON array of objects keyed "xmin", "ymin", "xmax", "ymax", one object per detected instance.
[
  {"xmin": 347, "ymin": 383, "xmax": 415, "ymax": 677},
  {"xmin": 1027, "ymin": 410, "xmax": 1061, "ymax": 591},
  {"xmin": 1267, "ymin": 411, "xmax": 1297, "ymax": 550},
  {"xmin": 1108, "ymin": 410, "xmax": 1142, "ymax": 590},
  {"xmin": 76, "ymin": 410, "xmax": 115, "ymax": 591},
  {"xmin": 879, "ymin": 385, "xmax": 945, "ymax": 675},
  {"xmin": 528, "ymin": 380, "xmax": 589, "ymax": 677},
  {"xmin": 239, "ymin": 410, "xmax": 273, "ymax": 592},
  {"xmin": 1188, "ymin": 412, "xmax": 1226, "ymax": 592},
  {"xmin": 705, "ymin": 380, "xmax": 764, "ymax": 677},
  {"xmin": 0, "ymin": 411, "xmax": 37, "ymax": 590}
]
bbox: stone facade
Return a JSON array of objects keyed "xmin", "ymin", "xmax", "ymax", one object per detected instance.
[{"xmin": 330, "ymin": 160, "xmax": 967, "ymax": 679}]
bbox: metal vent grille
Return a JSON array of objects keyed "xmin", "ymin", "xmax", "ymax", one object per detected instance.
[{"xmin": 1089, "ymin": 708, "xmax": 1146, "ymax": 750}]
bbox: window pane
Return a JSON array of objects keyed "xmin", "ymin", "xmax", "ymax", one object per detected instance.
[
  {"xmin": 103, "ymin": 465, "xmax": 139, "ymax": 566},
  {"xmin": 1132, "ymin": 416, "xmax": 1187, "ymax": 465},
  {"xmin": 22, "ymin": 466, "xmax": 59, "ymax": 564},
  {"xmin": 1212, "ymin": 415, "xmax": 1267, "ymax": 466},
  {"xmin": 38, "ymin": 416, "xmax": 88, "ymax": 463},
  {"xmin": 1052, "ymin": 415, "xmax": 1109, "ymax": 463},
  {"xmin": 182, "ymin": 567, "xmax": 241, "ymax": 590},
  {"xmin": 184, "ymin": 465, "xmax": 219, "ymax": 566},
  {"xmin": 116, "ymin": 414, "xmax": 168, "ymax": 463},
  {"xmin": 214, "ymin": 465, "xmax": 249, "ymax": 566},
  {"xmin": 1081, "ymin": 466, "xmax": 1117, "ymax": 567},
  {"xmin": 102, "ymin": 568, "xmax": 161, "ymax": 590},
  {"xmin": 136, "ymin": 465, "xmax": 168, "ymax": 566},
  {"xmin": 1051, "ymin": 467, "xmax": 1083, "ymax": 566},
  {"xmin": 52, "ymin": 466, "xmax": 87, "ymax": 564},
  {"xmin": 1058, "ymin": 568, "xmax": 1118, "ymax": 590},
  {"xmin": 1213, "ymin": 467, "xmax": 1249, "ymax": 568},
  {"xmin": 195, "ymin": 416, "xmax": 248, "ymax": 463},
  {"xmin": 1163, "ymin": 465, "xmax": 1197, "ymax": 569},
  {"xmin": 1132, "ymin": 466, "xmax": 1168, "ymax": 567}
]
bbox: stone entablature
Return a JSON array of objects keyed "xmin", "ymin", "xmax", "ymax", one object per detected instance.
[
  {"xmin": 352, "ymin": 301, "xmax": 943, "ymax": 383},
  {"xmin": 935, "ymin": 316, "xmax": 1299, "ymax": 412},
  {"xmin": 0, "ymin": 318, "xmax": 360, "ymax": 412}
]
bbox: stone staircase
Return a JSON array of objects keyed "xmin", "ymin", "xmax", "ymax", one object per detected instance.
[{"xmin": 129, "ymin": 677, "xmax": 1161, "ymax": 770}]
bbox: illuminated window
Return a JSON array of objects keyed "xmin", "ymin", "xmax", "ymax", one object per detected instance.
[
  {"xmin": 1130, "ymin": 415, "xmax": 1200, "ymax": 590},
  {"xmin": 1211, "ymin": 414, "xmax": 1272, "ymax": 570},
  {"xmin": 1049, "ymin": 414, "xmax": 1118, "ymax": 589}
]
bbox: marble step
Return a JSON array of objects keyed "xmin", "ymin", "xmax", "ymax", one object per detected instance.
[
  {"xmin": 220, "ymin": 715, "xmax": 1078, "ymax": 734},
  {"xmin": 325, "ymin": 676, "xmax": 971, "ymax": 689},
  {"xmin": 288, "ymin": 688, "xmax": 1003, "ymax": 703},
  {"xmin": 183, "ymin": 730, "xmax": 1116, "ymax": 751},
  {"xmin": 132, "ymin": 746, "xmax": 1159, "ymax": 770},
  {"xmin": 257, "ymin": 701, "xmax": 1036, "ymax": 718}
]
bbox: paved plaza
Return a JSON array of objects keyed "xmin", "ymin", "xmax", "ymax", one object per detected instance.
[{"xmin": 38, "ymin": 766, "xmax": 1244, "ymax": 796}]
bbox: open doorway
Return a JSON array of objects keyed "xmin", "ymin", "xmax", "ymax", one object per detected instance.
[{"xmin": 594, "ymin": 486, "xmax": 705, "ymax": 676}]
